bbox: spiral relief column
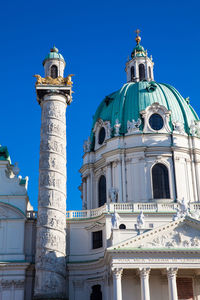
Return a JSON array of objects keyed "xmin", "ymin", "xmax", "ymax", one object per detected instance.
[{"xmin": 34, "ymin": 47, "xmax": 72, "ymax": 299}]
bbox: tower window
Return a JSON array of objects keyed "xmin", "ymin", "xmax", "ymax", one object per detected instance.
[
  {"xmin": 98, "ymin": 175, "xmax": 106, "ymax": 207},
  {"xmin": 92, "ymin": 231, "xmax": 103, "ymax": 249},
  {"xmin": 139, "ymin": 64, "xmax": 145, "ymax": 81},
  {"xmin": 51, "ymin": 65, "xmax": 58, "ymax": 79},
  {"xmin": 90, "ymin": 285, "xmax": 102, "ymax": 300},
  {"xmin": 149, "ymin": 113, "xmax": 164, "ymax": 131},
  {"xmin": 152, "ymin": 163, "xmax": 170, "ymax": 199},
  {"xmin": 131, "ymin": 66, "xmax": 135, "ymax": 81},
  {"xmin": 98, "ymin": 127, "xmax": 106, "ymax": 145},
  {"xmin": 148, "ymin": 66, "xmax": 151, "ymax": 79}
]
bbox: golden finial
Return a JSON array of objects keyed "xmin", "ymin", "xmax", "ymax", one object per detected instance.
[{"xmin": 135, "ymin": 29, "xmax": 141, "ymax": 45}]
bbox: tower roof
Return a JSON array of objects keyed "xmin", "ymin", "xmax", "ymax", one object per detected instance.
[
  {"xmin": 131, "ymin": 29, "xmax": 146, "ymax": 58},
  {"xmin": 43, "ymin": 46, "xmax": 65, "ymax": 65}
]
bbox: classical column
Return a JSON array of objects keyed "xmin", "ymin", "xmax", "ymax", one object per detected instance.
[
  {"xmin": 113, "ymin": 268, "xmax": 123, "ymax": 300},
  {"xmin": 82, "ymin": 178, "xmax": 86, "ymax": 209},
  {"xmin": 167, "ymin": 268, "xmax": 178, "ymax": 300},
  {"xmin": 86, "ymin": 175, "xmax": 91, "ymax": 209},
  {"xmin": 139, "ymin": 268, "xmax": 151, "ymax": 300},
  {"xmin": 34, "ymin": 89, "xmax": 72, "ymax": 298},
  {"xmin": 106, "ymin": 163, "xmax": 112, "ymax": 203}
]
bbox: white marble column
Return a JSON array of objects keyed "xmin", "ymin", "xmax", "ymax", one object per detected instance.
[
  {"xmin": 139, "ymin": 268, "xmax": 151, "ymax": 300},
  {"xmin": 117, "ymin": 160, "xmax": 123, "ymax": 202},
  {"xmin": 34, "ymin": 93, "xmax": 68, "ymax": 299},
  {"xmin": 86, "ymin": 175, "xmax": 90, "ymax": 209},
  {"xmin": 82, "ymin": 178, "xmax": 86, "ymax": 209},
  {"xmin": 106, "ymin": 163, "xmax": 112, "ymax": 203},
  {"xmin": 113, "ymin": 268, "xmax": 123, "ymax": 300},
  {"xmin": 167, "ymin": 268, "xmax": 178, "ymax": 300}
]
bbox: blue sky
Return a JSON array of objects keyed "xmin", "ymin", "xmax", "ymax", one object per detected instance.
[{"xmin": 0, "ymin": 0, "xmax": 199, "ymax": 210}]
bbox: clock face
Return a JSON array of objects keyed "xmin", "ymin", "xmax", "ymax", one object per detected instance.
[{"xmin": 149, "ymin": 113, "xmax": 164, "ymax": 131}]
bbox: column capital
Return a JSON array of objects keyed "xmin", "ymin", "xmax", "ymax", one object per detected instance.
[
  {"xmin": 139, "ymin": 267, "xmax": 151, "ymax": 279},
  {"xmin": 167, "ymin": 268, "xmax": 178, "ymax": 279},
  {"xmin": 112, "ymin": 268, "xmax": 123, "ymax": 278}
]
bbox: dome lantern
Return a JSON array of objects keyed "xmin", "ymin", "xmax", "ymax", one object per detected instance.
[
  {"xmin": 125, "ymin": 30, "xmax": 154, "ymax": 83},
  {"xmin": 43, "ymin": 46, "xmax": 66, "ymax": 78}
]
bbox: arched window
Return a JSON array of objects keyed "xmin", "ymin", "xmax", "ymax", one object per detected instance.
[
  {"xmin": 152, "ymin": 163, "xmax": 170, "ymax": 199},
  {"xmin": 51, "ymin": 65, "xmax": 58, "ymax": 79},
  {"xmin": 139, "ymin": 64, "xmax": 145, "ymax": 81},
  {"xmin": 98, "ymin": 175, "xmax": 106, "ymax": 207},
  {"xmin": 119, "ymin": 224, "xmax": 126, "ymax": 229},
  {"xmin": 131, "ymin": 66, "xmax": 135, "ymax": 81},
  {"xmin": 148, "ymin": 66, "xmax": 151, "ymax": 79},
  {"xmin": 90, "ymin": 285, "xmax": 102, "ymax": 300}
]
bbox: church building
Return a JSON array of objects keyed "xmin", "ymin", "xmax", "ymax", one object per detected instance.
[{"xmin": 0, "ymin": 31, "xmax": 200, "ymax": 300}]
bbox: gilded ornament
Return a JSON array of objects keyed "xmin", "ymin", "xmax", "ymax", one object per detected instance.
[{"xmin": 33, "ymin": 74, "xmax": 74, "ymax": 86}]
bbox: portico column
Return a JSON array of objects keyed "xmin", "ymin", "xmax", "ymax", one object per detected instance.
[
  {"xmin": 167, "ymin": 268, "xmax": 178, "ymax": 300},
  {"xmin": 139, "ymin": 268, "xmax": 151, "ymax": 300},
  {"xmin": 113, "ymin": 268, "xmax": 123, "ymax": 300}
]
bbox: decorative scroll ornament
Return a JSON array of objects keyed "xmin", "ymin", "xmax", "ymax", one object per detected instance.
[
  {"xmin": 83, "ymin": 137, "xmax": 91, "ymax": 153},
  {"xmin": 172, "ymin": 121, "xmax": 186, "ymax": 135},
  {"xmin": 114, "ymin": 119, "xmax": 121, "ymax": 136},
  {"xmin": 126, "ymin": 118, "xmax": 141, "ymax": 135},
  {"xmin": 33, "ymin": 74, "xmax": 74, "ymax": 86},
  {"xmin": 109, "ymin": 187, "xmax": 119, "ymax": 203}
]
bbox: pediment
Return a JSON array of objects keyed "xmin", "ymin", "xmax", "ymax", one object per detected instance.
[
  {"xmin": 0, "ymin": 202, "xmax": 25, "ymax": 219},
  {"xmin": 109, "ymin": 217, "xmax": 200, "ymax": 251},
  {"xmin": 85, "ymin": 222, "xmax": 105, "ymax": 231}
]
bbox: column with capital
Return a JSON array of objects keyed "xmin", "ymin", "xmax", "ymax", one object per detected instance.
[
  {"xmin": 167, "ymin": 268, "xmax": 178, "ymax": 300},
  {"xmin": 113, "ymin": 268, "xmax": 123, "ymax": 300},
  {"xmin": 139, "ymin": 268, "xmax": 151, "ymax": 300}
]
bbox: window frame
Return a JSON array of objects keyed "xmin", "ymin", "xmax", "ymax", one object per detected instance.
[
  {"xmin": 151, "ymin": 163, "xmax": 171, "ymax": 199},
  {"xmin": 92, "ymin": 230, "xmax": 103, "ymax": 249}
]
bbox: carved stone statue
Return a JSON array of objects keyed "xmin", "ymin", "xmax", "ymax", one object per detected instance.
[
  {"xmin": 127, "ymin": 118, "xmax": 141, "ymax": 135},
  {"xmin": 111, "ymin": 211, "xmax": 120, "ymax": 229},
  {"xmin": 109, "ymin": 187, "xmax": 119, "ymax": 202},
  {"xmin": 114, "ymin": 119, "xmax": 121, "ymax": 136},
  {"xmin": 172, "ymin": 121, "xmax": 185, "ymax": 135},
  {"xmin": 12, "ymin": 162, "xmax": 20, "ymax": 176},
  {"xmin": 83, "ymin": 137, "xmax": 91, "ymax": 153},
  {"xmin": 137, "ymin": 211, "xmax": 145, "ymax": 229},
  {"xmin": 105, "ymin": 121, "xmax": 112, "ymax": 139}
]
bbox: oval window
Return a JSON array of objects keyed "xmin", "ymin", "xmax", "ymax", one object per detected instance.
[
  {"xmin": 98, "ymin": 127, "xmax": 106, "ymax": 145},
  {"xmin": 149, "ymin": 114, "xmax": 164, "ymax": 131}
]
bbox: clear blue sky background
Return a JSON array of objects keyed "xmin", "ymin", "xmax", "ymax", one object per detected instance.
[{"xmin": 0, "ymin": 0, "xmax": 199, "ymax": 210}]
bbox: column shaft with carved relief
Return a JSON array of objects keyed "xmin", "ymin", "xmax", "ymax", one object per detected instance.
[{"xmin": 34, "ymin": 64, "xmax": 72, "ymax": 300}]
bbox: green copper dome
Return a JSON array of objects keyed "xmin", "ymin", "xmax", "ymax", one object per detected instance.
[
  {"xmin": 91, "ymin": 81, "xmax": 199, "ymax": 147},
  {"xmin": 43, "ymin": 46, "xmax": 65, "ymax": 65}
]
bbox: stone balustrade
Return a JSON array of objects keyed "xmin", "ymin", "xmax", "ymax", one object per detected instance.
[
  {"xmin": 64, "ymin": 201, "xmax": 200, "ymax": 220},
  {"xmin": 27, "ymin": 202, "xmax": 200, "ymax": 220}
]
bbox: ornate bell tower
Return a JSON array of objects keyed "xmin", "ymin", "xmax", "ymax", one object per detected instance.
[
  {"xmin": 125, "ymin": 29, "xmax": 154, "ymax": 82},
  {"xmin": 34, "ymin": 47, "xmax": 73, "ymax": 299}
]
